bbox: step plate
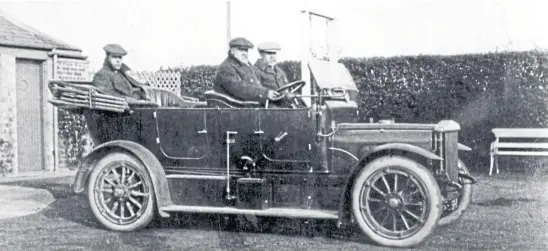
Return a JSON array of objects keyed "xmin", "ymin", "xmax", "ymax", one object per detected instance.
[{"xmin": 160, "ymin": 205, "xmax": 339, "ymax": 219}]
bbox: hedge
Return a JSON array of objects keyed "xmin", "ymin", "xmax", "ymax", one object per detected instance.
[
  {"xmin": 58, "ymin": 110, "xmax": 89, "ymax": 167},
  {"xmin": 58, "ymin": 50, "xmax": 548, "ymax": 172}
]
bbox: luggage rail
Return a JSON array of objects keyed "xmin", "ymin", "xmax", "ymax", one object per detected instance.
[{"xmin": 48, "ymin": 81, "xmax": 160, "ymax": 113}]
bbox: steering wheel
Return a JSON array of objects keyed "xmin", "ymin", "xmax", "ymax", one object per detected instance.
[
  {"xmin": 265, "ymin": 80, "xmax": 306, "ymax": 109},
  {"xmin": 275, "ymin": 80, "xmax": 306, "ymax": 94}
]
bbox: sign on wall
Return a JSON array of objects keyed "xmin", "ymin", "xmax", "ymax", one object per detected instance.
[{"xmin": 54, "ymin": 58, "xmax": 92, "ymax": 82}]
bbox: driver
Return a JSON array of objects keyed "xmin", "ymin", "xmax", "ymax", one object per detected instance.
[
  {"xmin": 213, "ymin": 37, "xmax": 294, "ymax": 105},
  {"xmin": 254, "ymin": 42, "xmax": 289, "ymax": 90},
  {"xmin": 254, "ymin": 41, "xmax": 299, "ymax": 106}
]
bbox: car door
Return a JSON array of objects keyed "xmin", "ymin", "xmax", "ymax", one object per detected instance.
[
  {"xmin": 258, "ymin": 108, "xmax": 316, "ymax": 170},
  {"xmin": 205, "ymin": 108, "xmax": 261, "ymax": 173},
  {"xmin": 155, "ymin": 108, "xmax": 209, "ymax": 167}
]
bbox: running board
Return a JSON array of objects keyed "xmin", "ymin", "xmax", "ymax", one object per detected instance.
[{"xmin": 160, "ymin": 205, "xmax": 339, "ymax": 219}]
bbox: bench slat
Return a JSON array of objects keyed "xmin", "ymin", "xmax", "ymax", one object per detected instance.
[
  {"xmin": 493, "ymin": 143, "xmax": 548, "ymax": 149},
  {"xmin": 492, "ymin": 128, "xmax": 548, "ymax": 138},
  {"xmin": 493, "ymin": 151, "xmax": 548, "ymax": 156}
]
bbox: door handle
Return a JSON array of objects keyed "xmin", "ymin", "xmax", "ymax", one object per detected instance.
[
  {"xmin": 254, "ymin": 130, "xmax": 264, "ymax": 134},
  {"xmin": 197, "ymin": 129, "xmax": 207, "ymax": 134},
  {"xmin": 226, "ymin": 131, "xmax": 237, "ymax": 143},
  {"xmin": 274, "ymin": 132, "xmax": 288, "ymax": 142}
]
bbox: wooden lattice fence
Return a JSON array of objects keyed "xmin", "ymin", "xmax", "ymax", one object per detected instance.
[{"xmin": 133, "ymin": 71, "xmax": 181, "ymax": 94}]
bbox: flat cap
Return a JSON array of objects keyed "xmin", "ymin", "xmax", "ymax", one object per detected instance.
[
  {"xmin": 229, "ymin": 37, "xmax": 254, "ymax": 49},
  {"xmin": 257, "ymin": 42, "xmax": 281, "ymax": 52},
  {"xmin": 103, "ymin": 43, "xmax": 127, "ymax": 56}
]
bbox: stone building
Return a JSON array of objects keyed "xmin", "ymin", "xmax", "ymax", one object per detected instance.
[{"xmin": 0, "ymin": 10, "xmax": 90, "ymax": 176}]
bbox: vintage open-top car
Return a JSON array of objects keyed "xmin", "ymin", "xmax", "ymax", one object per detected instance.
[{"xmin": 48, "ymin": 59, "xmax": 476, "ymax": 248}]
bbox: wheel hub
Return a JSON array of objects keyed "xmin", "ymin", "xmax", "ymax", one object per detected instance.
[
  {"xmin": 113, "ymin": 186, "xmax": 130, "ymax": 199},
  {"xmin": 387, "ymin": 197, "xmax": 400, "ymax": 209},
  {"xmin": 113, "ymin": 187, "xmax": 124, "ymax": 198},
  {"xmin": 386, "ymin": 194, "xmax": 404, "ymax": 210}
]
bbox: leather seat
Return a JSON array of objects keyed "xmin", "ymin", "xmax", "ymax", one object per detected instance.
[
  {"xmin": 146, "ymin": 87, "xmax": 206, "ymax": 108},
  {"xmin": 204, "ymin": 90, "xmax": 262, "ymax": 108}
]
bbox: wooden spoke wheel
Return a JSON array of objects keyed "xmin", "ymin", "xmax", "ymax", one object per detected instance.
[
  {"xmin": 351, "ymin": 156, "xmax": 442, "ymax": 248},
  {"xmin": 87, "ymin": 152, "xmax": 155, "ymax": 231}
]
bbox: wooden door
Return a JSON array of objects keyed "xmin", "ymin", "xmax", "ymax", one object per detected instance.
[{"xmin": 16, "ymin": 59, "xmax": 44, "ymax": 172}]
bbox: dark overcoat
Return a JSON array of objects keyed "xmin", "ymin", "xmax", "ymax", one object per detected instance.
[
  {"xmin": 92, "ymin": 58, "xmax": 147, "ymax": 100},
  {"xmin": 213, "ymin": 54, "xmax": 271, "ymax": 103},
  {"xmin": 254, "ymin": 58, "xmax": 288, "ymax": 90}
]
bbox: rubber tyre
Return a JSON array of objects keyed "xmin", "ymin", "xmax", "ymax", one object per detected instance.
[
  {"xmin": 351, "ymin": 155, "xmax": 442, "ymax": 248},
  {"xmin": 438, "ymin": 159, "xmax": 473, "ymax": 226},
  {"xmin": 87, "ymin": 151, "xmax": 155, "ymax": 231}
]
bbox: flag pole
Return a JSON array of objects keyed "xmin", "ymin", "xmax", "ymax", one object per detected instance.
[{"xmin": 226, "ymin": 0, "xmax": 232, "ymax": 48}]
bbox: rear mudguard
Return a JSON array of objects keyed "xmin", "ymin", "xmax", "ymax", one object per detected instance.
[
  {"xmin": 337, "ymin": 143, "xmax": 442, "ymax": 223},
  {"xmin": 72, "ymin": 140, "xmax": 172, "ymax": 217}
]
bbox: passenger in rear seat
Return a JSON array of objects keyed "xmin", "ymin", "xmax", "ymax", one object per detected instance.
[{"xmin": 92, "ymin": 43, "xmax": 152, "ymax": 102}]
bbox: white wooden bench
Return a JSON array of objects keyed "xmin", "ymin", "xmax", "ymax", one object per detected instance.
[{"xmin": 490, "ymin": 128, "xmax": 548, "ymax": 175}]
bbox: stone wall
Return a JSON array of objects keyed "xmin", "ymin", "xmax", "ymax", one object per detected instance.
[{"xmin": 0, "ymin": 54, "xmax": 17, "ymax": 175}]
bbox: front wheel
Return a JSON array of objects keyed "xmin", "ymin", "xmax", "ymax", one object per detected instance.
[
  {"xmin": 87, "ymin": 151, "xmax": 155, "ymax": 231},
  {"xmin": 351, "ymin": 156, "xmax": 442, "ymax": 248}
]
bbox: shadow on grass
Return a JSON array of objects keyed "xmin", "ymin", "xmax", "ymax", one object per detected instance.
[
  {"xmin": 151, "ymin": 213, "xmax": 366, "ymax": 244},
  {"xmin": 1, "ymin": 176, "xmax": 100, "ymax": 228},
  {"xmin": 1, "ymin": 176, "xmax": 75, "ymax": 199}
]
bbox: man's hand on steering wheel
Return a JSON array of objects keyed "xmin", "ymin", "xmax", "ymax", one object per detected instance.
[
  {"xmin": 267, "ymin": 90, "xmax": 282, "ymax": 101},
  {"xmin": 276, "ymin": 80, "xmax": 305, "ymax": 105},
  {"xmin": 264, "ymin": 81, "xmax": 305, "ymax": 108},
  {"xmin": 283, "ymin": 92, "xmax": 297, "ymax": 102}
]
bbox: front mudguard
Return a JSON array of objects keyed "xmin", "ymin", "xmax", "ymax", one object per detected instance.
[
  {"xmin": 72, "ymin": 140, "xmax": 172, "ymax": 217},
  {"xmin": 457, "ymin": 144, "xmax": 477, "ymax": 184},
  {"xmin": 361, "ymin": 143, "xmax": 443, "ymax": 161}
]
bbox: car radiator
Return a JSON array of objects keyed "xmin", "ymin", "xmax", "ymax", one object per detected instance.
[{"xmin": 434, "ymin": 131, "xmax": 459, "ymax": 182}]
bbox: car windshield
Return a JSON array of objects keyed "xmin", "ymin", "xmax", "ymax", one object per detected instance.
[{"xmin": 309, "ymin": 59, "xmax": 358, "ymax": 91}]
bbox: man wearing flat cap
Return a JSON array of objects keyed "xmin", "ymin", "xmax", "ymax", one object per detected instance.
[
  {"xmin": 92, "ymin": 43, "xmax": 150, "ymax": 102},
  {"xmin": 214, "ymin": 37, "xmax": 290, "ymax": 105},
  {"xmin": 254, "ymin": 42, "xmax": 289, "ymax": 90}
]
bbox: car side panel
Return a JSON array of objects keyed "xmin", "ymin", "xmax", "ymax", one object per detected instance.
[
  {"xmin": 258, "ymin": 108, "xmax": 315, "ymax": 170},
  {"xmin": 207, "ymin": 108, "xmax": 261, "ymax": 170},
  {"xmin": 155, "ymin": 109, "xmax": 209, "ymax": 167}
]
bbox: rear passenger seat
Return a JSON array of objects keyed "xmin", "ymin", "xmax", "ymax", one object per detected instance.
[{"xmin": 146, "ymin": 87, "xmax": 207, "ymax": 108}]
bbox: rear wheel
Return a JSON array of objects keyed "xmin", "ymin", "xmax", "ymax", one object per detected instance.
[
  {"xmin": 351, "ymin": 156, "xmax": 442, "ymax": 248},
  {"xmin": 87, "ymin": 151, "xmax": 155, "ymax": 231},
  {"xmin": 438, "ymin": 159, "xmax": 473, "ymax": 226}
]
